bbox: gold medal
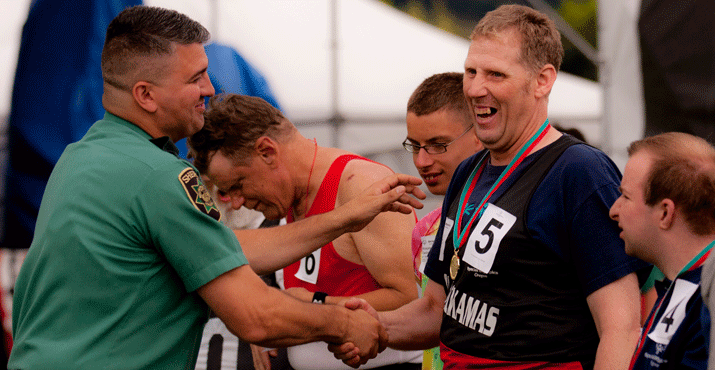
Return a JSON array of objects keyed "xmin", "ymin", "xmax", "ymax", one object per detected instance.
[{"xmin": 450, "ymin": 254, "xmax": 460, "ymax": 280}]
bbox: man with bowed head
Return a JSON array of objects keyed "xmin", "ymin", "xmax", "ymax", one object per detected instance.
[
  {"xmin": 333, "ymin": 4, "xmax": 646, "ymax": 369},
  {"xmin": 8, "ymin": 5, "xmax": 426, "ymax": 369},
  {"xmin": 188, "ymin": 93, "xmax": 424, "ymax": 370},
  {"xmin": 610, "ymin": 132, "xmax": 713, "ymax": 369}
]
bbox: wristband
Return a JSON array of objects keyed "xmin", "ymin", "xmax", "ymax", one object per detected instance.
[{"xmin": 312, "ymin": 291, "xmax": 328, "ymax": 304}]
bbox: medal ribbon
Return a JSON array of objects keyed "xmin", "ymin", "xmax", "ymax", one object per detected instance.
[
  {"xmin": 452, "ymin": 119, "xmax": 551, "ymax": 255},
  {"xmin": 628, "ymin": 240, "xmax": 715, "ymax": 370}
]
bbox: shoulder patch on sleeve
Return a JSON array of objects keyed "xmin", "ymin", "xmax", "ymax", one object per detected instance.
[{"xmin": 178, "ymin": 168, "xmax": 221, "ymax": 221}]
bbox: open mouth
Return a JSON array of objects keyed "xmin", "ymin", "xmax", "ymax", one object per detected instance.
[
  {"xmin": 421, "ymin": 173, "xmax": 440, "ymax": 183},
  {"xmin": 475, "ymin": 107, "xmax": 496, "ymax": 119}
]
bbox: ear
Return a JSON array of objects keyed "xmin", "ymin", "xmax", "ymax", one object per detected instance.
[
  {"xmin": 657, "ymin": 198, "xmax": 676, "ymax": 230},
  {"xmin": 254, "ymin": 136, "xmax": 279, "ymax": 166},
  {"xmin": 470, "ymin": 128, "xmax": 484, "ymax": 152},
  {"xmin": 132, "ymin": 81, "xmax": 158, "ymax": 113},
  {"xmin": 534, "ymin": 64, "xmax": 557, "ymax": 99}
]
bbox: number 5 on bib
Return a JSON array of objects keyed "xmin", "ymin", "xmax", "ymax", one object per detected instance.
[{"xmin": 462, "ymin": 203, "xmax": 516, "ymax": 274}]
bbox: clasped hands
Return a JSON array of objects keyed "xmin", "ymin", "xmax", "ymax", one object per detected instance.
[{"xmin": 328, "ymin": 297, "xmax": 388, "ymax": 368}]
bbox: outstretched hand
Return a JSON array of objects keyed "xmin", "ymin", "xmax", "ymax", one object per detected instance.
[{"xmin": 340, "ymin": 173, "xmax": 425, "ymax": 233}]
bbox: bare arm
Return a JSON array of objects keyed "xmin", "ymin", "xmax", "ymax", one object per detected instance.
[
  {"xmin": 586, "ymin": 272, "xmax": 641, "ymax": 370},
  {"xmin": 342, "ymin": 163, "xmax": 419, "ymax": 310},
  {"xmin": 380, "ymin": 279, "xmax": 445, "ymax": 350},
  {"xmin": 285, "ymin": 163, "xmax": 419, "ymax": 310},
  {"xmin": 197, "ymin": 264, "xmax": 387, "ymax": 358},
  {"xmin": 237, "ymin": 173, "xmax": 425, "ymax": 275},
  {"xmin": 328, "ymin": 283, "xmax": 444, "ymax": 368}
]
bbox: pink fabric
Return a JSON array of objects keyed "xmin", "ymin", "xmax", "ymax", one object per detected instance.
[{"xmin": 411, "ymin": 207, "xmax": 442, "ymax": 280}]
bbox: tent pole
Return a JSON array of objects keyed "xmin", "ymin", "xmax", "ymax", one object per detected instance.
[
  {"xmin": 329, "ymin": 0, "xmax": 345, "ymax": 149},
  {"xmin": 209, "ymin": 0, "xmax": 218, "ymax": 39}
]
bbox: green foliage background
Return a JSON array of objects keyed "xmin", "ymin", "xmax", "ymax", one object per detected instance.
[{"xmin": 378, "ymin": 0, "xmax": 598, "ymax": 81}]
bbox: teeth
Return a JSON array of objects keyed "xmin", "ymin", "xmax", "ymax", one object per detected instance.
[{"xmin": 475, "ymin": 107, "xmax": 493, "ymax": 115}]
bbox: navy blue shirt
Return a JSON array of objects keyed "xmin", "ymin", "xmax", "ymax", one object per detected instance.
[{"xmin": 424, "ymin": 137, "xmax": 647, "ymax": 365}]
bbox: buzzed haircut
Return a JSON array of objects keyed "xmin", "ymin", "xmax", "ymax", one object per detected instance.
[
  {"xmin": 188, "ymin": 94, "xmax": 295, "ymax": 173},
  {"xmin": 101, "ymin": 5, "xmax": 210, "ymax": 90},
  {"xmin": 407, "ymin": 72, "xmax": 472, "ymax": 128},
  {"xmin": 471, "ymin": 4, "xmax": 564, "ymax": 73}
]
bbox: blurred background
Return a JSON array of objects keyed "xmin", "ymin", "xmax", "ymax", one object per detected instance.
[{"xmin": 0, "ymin": 0, "xmax": 712, "ymax": 366}]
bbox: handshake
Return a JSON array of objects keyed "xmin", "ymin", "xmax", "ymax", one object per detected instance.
[{"xmin": 327, "ymin": 298, "xmax": 388, "ymax": 368}]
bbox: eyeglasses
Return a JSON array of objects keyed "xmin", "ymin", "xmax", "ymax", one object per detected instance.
[{"xmin": 402, "ymin": 124, "xmax": 474, "ymax": 154}]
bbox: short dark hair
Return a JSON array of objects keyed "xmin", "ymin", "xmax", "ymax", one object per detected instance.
[
  {"xmin": 101, "ymin": 5, "xmax": 210, "ymax": 90},
  {"xmin": 188, "ymin": 94, "xmax": 294, "ymax": 173},
  {"xmin": 407, "ymin": 72, "xmax": 472, "ymax": 128},
  {"xmin": 628, "ymin": 132, "xmax": 715, "ymax": 235},
  {"xmin": 471, "ymin": 4, "xmax": 563, "ymax": 73}
]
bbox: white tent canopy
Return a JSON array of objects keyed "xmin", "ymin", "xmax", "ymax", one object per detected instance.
[
  {"xmin": 0, "ymin": 0, "xmax": 608, "ymax": 214},
  {"xmin": 146, "ymin": 0, "xmax": 604, "ymax": 154},
  {"xmin": 1, "ymin": 0, "xmax": 605, "ymax": 153}
]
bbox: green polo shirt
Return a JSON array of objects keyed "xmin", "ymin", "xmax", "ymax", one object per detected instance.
[{"xmin": 9, "ymin": 112, "xmax": 247, "ymax": 369}]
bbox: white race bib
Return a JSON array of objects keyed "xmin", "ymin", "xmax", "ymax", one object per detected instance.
[
  {"xmin": 648, "ymin": 279, "xmax": 699, "ymax": 345},
  {"xmin": 461, "ymin": 203, "xmax": 516, "ymax": 274},
  {"xmin": 419, "ymin": 235, "xmax": 436, "ymax": 274},
  {"xmin": 440, "ymin": 218, "xmax": 454, "ymax": 262},
  {"xmin": 294, "ymin": 248, "xmax": 321, "ymax": 284}
]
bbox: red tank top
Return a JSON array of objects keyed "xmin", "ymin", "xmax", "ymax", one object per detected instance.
[{"xmin": 283, "ymin": 155, "xmax": 382, "ymax": 295}]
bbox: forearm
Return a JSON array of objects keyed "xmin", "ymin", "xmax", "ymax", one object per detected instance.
[
  {"xmin": 380, "ymin": 281, "xmax": 444, "ymax": 351},
  {"xmin": 339, "ymin": 286, "xmax": 418, "ymax": 311},
  {"xmin": 247, "ymin": 289, "xmax": 353, "ymax": 347},
  {"xmin": 587, "ymin": 272, "xmax": 641, "ymax": 370},
  {"xmin": 289, "ymin": 286, "xmax": 418, "ymax": 312},
  {"xmin": 236, "ymin": 173, "xmax": 425, "ymax": 275},
  {"xmin": 593, "ymin": 327, "xmax": 640, "ymax": 370},
  {"xmin": 201, "ymin": 267, "xmax": 374, "ymax": 348},
  {"xmin": 236, "ymin": 210, "xmax": 350, "ymax": 275}
]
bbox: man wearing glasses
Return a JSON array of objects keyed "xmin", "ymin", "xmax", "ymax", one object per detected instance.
[{"xmin": 402, "ymin": 72, "xmax": 482, "ymax": 370}]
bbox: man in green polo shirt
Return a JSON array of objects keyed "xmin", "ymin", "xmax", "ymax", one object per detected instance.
[{"xmin": 8, "ymin": 6, "xmax": 424, "ymax": 370}]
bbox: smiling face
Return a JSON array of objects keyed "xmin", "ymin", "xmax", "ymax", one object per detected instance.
[
  {"xmin": 152, "ymin": 43, "xmax": 215, "ymax": 142},
  {"xmin": 463, "ymin": 29, "xmax": 543, "ymax": 157},
  {"xmin": 609, "ymin": 150, "xmax": 661, "ymax": 262},
  {"xmin": 405, "ymin": 109, "xmax": 481, "ymax": 195},
  {"xmin": 205, "ymin": 150, "xmax": 294, "ymax": 220}
]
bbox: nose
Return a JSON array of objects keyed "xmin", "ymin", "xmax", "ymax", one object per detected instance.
[
  {"xmin": 608, "ymin": 198, "xmax": 620, "ymax": 221},
  {"xmin": 413, "ymin": 147, "xmax": 434, "ymax": 169},
  {"xmin": 201, "ymin": 71, "xmax": 215, "ymax": 98},
  {"xmin": 229, "ymin": 193, "xmax": 245, "ymax": 210},
  {"xmin": 464, "ymin": 74, "xmax": 487, "ymax": 99}
]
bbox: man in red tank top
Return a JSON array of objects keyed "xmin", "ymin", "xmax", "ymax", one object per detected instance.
[{"xmin": 188, "ymin": 93, "xmax": 424, "ymax": 370}]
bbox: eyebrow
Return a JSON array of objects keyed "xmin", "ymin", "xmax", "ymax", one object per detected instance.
[{"xmin": 406, "ymin": 135, "xmax": 453, "ymax": 144}]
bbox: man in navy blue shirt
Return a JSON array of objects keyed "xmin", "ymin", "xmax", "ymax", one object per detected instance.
[
  {"xmin": 610, "ymin": 132, "xmax": 714, "ymax": 369},
  {"xmin": 332, "ymin": 4, "xmax": 645, "ymax": 369}
]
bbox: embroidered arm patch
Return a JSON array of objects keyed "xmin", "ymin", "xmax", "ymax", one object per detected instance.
[{"xmin": 178, "ymin": 168, "xmax": 221, "ymax": 221}]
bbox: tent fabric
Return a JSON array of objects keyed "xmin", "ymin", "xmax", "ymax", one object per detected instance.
[
  {"xmin": 1, "ymin": 0, "xmax": 141, "ymax": 250},
  {"xmin": 1, "ymin": 2, "xmax": 281, "ymax": 250},
  {"xmin": 639, "ymin": 0, "xmax": 715, "ymax": 140},
  {"xmin": 206, "ymin": 43, "xmax": 282, "ymax": 110}
]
